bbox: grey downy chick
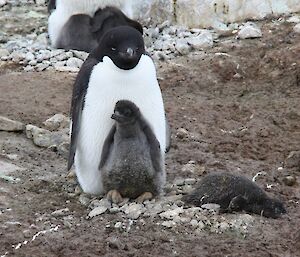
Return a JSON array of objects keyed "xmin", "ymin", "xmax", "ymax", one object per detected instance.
[
  {"xmin": 182, "ymin": 172, "xmax": 286, "ymax": 218},
  {"xmin": 99, "ymin": 100, "xmax": 165, "ymax": 203}
]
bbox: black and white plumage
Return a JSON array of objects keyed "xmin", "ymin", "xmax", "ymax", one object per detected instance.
[
  {"xmin": 68, "ymin": 26, "xmax": 167, "ymax": 195},
  {"xmin": 48, "ymin": 0, "xmax": 135, "ymax": 51},
  {"xmin": 183, "ymin": 172, "xmax": 286, "ymax": 218},
  {"xmin": 99, "ymin": 100, "xmax": 164, "ymax": 199}
]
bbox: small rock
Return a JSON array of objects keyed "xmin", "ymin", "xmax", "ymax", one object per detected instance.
[
  {"xmin": 293, "ymin": 24, "xmax": 300, "ymax": 34},
  {"xmin": 88, "ymin": 206, "xmax": 108, "ymax": 218},
  {"xmin": 159, "ymin": 207, "xmax": 184, "ymax": 220},
  {"xmin": 283, "ymin": 175, "xmax": 297, "ymax": 186},
  {"xmin": 10, "ymin": 51, "xmax": 25, "ymax": 62},
  {"xmin": 187, "ymin": 30, "xmax": 213, "ymax": 49},
  {"xmin": 0, "ymin": 160, "xmax": 25, "ymax": 175},
  {"xmin": 55, "ymin": 66, "xmax": 79, "ymax": 73},
  {"xmin": 89, "ymin": 198, "xmax": 111, "ymax": 210},
  {"xmin": 25, "ymin": 52, "xmax": 35, "ymax": 61},
  {"xmin": 36, "ymin": 33, "xmax": 48, "ymax": 46},
  {"xmin": 114, "ymin": 221, "xmax": 122, "ymax": 228},
  {"xmin": 51, "ymin": 208, "xmax": 69, "ymax": 217},
  {"xmin": 238, "ymin": 23, "xmax": 262, "ymax": 39},
  {"xmin": 287, "ymin": 16, "xmax": 300, "ymax": 23},
  {"xmin": 284, "ymin": 151, "xmax": 300, "ymax": 169},
  {"xmin": 35, "ymin": 0, "xmax": 46, "ymax": 5},
  {"xmin": 175, "ymin": 39, "xmax": 190, "ymax": 55},
  {"xmin": 174, "ymin": 177, "xmax": 185, "ymax": 186},
  {"xmin": 106, "ymin": 236, "xmax": 124, "ymax": 250},
  {"xmin": 190, "ymin": 219, "xmax": 198, "ymax": 227},
  {"xmin": 43, "ymin": 114, "xmax": 70, "ymax": 131},
  {"xmin": 72, "ymin": 50, "xmax": 88, "ymax": 60},
  {"xmin": 161, "ymin": 220, "xmax": 176, "ymax": 228},
  {"xmin": 201, "ymin": 203, "xmax": 221, "ymax": 212},
  {"xmin": 29, "ymin": 60, "xmax": 37, "ymax": 66},
  {"xmin": 122, "ymin": 203, "xmax": 144, "ymax": 220},
  {"xmin": 176, "ymin": 128, "xmax": 189, "ymax": 139},
  {"xmin": 0, "ymin": 48, "xmax": 9, "ymax": 58},
  {"xmin": 66, "ymin": 57, "xmax": 83, "ymax": 69},
  {"xmin": 36, "ymin": 63, "xmax": 49, "ymax": 71},
  {"xmin": 79, "ymin": 194, "xmax": 90, "ymax": 206},
  {"xmin": 0, "ymin": 116, "xmax": 24, "ymax": 132},
  {"xmin": 0, "ymin": 0, "xmax": 7, "ymax": 8}
]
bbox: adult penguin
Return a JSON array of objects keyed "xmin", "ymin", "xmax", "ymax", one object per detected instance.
[
  {"xmin": 68, "ymin": 26, "xmax": 168, "ymax": 195},
  {"xmin": 48, "ymin": 0, "xmax": 133, "ymax": 49}
]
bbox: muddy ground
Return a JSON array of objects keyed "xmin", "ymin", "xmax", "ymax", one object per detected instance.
[{"xmin": 1, "ymin": 11, "xmax": 300, "ymax": 257}]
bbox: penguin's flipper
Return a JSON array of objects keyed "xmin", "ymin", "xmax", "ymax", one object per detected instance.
[
  {"xmin": 47, "ymin": 0, "xmax": 56, "ymax": 13},
  {"xmin": 141, "ymin": 118, "xmax": 162, "ymax": 174},
  {"xmin": 99, "ymin": 125, "xmax": 116, "ymax": 170},
  {"xmin": 67, "ymin": 57, "xmax": 99, "ymax": 171}
]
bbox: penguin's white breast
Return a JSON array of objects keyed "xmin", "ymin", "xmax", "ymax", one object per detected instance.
[{"xmin": 78, "ymin": 55, "xmax": 166, "ymax": 167}]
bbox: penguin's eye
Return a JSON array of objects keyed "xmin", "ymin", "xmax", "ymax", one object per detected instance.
[{"xmin": 111, "ymin": 47, "xmax": 116, "ymax": 51}]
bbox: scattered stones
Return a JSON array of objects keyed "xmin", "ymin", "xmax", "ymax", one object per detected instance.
[
  {"xmin": 237, "ymin": 23, "xmax": 262, "ymax": 39},
  {"xmin": 79, "ymin": 194, "xmax": 91, "ymax": 206},
  {"xmin": 283, "ymin": 175, "xmax": 297, "ymax": 186},
  {"xmin": 0, "ymin": 116, "xmax": 24, "ymax": 132},
  {"xmin": 161, "ymin": 220, "xmax": 176, "ymax": 228},
  {"xmin": 293, "ymin": 23, "xmax": 300, "ymax": 34},
  {"xmin": 25, "ymin": 124, "xmax": 69, "ymax": 148},
  {"xmin": 43, "ymin": 114, "xmax": 70, "ymax": 131},
  {"xmin": 88, "ymin": 206, "xmax": 108, "ymax": 218},
  {"xmin": 66, "ymin": 57, "xmax": 83, "ymax": 69}
]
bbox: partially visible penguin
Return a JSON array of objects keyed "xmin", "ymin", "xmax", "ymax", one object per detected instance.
[
  {"xmin": 48, "ymin": 0, "xmax": 133, "ymax": 49},
  {"xmin": 99, "ymin": 100, "xmax": 164, "ymax": 203},
  {"xmin": 183, "ymin": 172, "xmax": 286, "ymax": 218},
  {"xmin": 68, "ymin": 26, "xmax": 169, "ymax": 195},
  {"xmin": 54, "ymin": 6, "xmax": 143, "ymax": 52}
]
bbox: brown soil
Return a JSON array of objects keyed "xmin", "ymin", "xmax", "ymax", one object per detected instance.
[{"xmin": 0, "ymin": 19, "xmax": 300, "ymax": 257}]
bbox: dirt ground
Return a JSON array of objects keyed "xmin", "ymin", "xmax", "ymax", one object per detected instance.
[{"xmin": 1, "ymin": 18, "xmax": 300, "ymax": 257}]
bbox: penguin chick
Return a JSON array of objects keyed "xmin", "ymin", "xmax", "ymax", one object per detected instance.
[
  {"xmin": 182, "ymin": 172, "xmax": 286, "ymax": 218},
  {"xmin": 99, "ymin": 100, "xmax": 165, "ymax": 202}
]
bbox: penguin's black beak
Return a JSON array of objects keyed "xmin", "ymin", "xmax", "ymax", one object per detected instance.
[{"xmin": 119, "ymin": 47, "xmax": 136, "ymax": 60}]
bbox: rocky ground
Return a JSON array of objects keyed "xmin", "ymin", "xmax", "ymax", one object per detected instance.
[{"xmin": 0, "ymin": 2, "xmax": 300, "ymax": 257}]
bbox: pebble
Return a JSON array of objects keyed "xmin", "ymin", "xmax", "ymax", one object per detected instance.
[
  {"xmin": 284, "ymin": 151, "xmax": 300, "ymax": 169},
  {"xmin": 293, "ymin": 23, "xmax": 300, "ymax": 34},
  {"xmin": 122, "ymin": 203, "xmax": 144, "ymax": 220},
  {"xmin": 176, "ymin": 128, "xmax": 189, "ymax": 139},
  {"xmin": 287, "ymin": 16, "xmax": 300, "ymax": 23},
  {"xmin": 201, "ymin": 203, "xmax": 221, "ymax": 212},
  {"xmin": 88, "ymin": 206, "xmax": 108, "ymax": 218},
  {"xmin": 238, "ymin": 23, "xmax": 262, "ymax": 39},
  {"xmin": 0, "ymin": 0, "xmax": 7, "ymax": 7},
  {"xmin": 0, "ymin": 48, "xmax": 9, "ymax": 58},
  {"xmin": 0, "ymin": 116, "xmax": 24, "ymax": 131},
  {"xmin": 159, "ymin": 207, "xmax": 184, "ymax": 220},
  {"xmin": 43, "ymin": 114, "xmax": 70, "ymax": 131},
  {"xmin": 51, "ymin": 208, "xmax": 70, "ymax": 217},
  {"xmin": 72, "ymin": 50, "xmax": 88, "ymax": 60},
  {"xmin": 187, "ymin": 31, "xmax": 213, "ymax": 49},
  {"xmin": 283, "ymin": 175, "xmax": 297, "ymax": 186},
  {"xmin": 79, "ymin": 194, "xmax": 90, "ymax": 206},
  {"xmin": 66, "ymin": 57, "xmax": 83, "ymax": 69},
  {"xmin": 106, "ymin": 236, "xmax": 124, "ymax": 250},
  {"xmin": 162, "ymin": 220, "xmax": 176, "ymax": 228}
]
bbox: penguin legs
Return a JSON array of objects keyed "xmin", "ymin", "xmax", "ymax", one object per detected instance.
[
  {"xmin": 136, "ymin": 192, "xmax": 153, "ymax": 203},
  {"xmin": 106, "ymin": 189, "xmax": 123, "ymax": 204}
]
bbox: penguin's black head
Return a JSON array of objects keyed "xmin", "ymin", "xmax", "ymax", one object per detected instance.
[
  {"xmin": 260, "ymin": 198, "xmax": 286, "ymax": 218},
  {"xmin": 112, "ymin": 100, "xmax": 140, "ymax": 124},
  {"xmin": 97, "ymin": 26, "xmax": 145, "ymax": 70}
]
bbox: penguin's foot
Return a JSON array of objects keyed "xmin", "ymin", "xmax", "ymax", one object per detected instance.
[
  {"xmin": 136, "ymin": 192, "xmax": 153, "ymax": 203},
  {"xmin": 106, "ymin": 190, "xmax": 123, "ymax": 204}
]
